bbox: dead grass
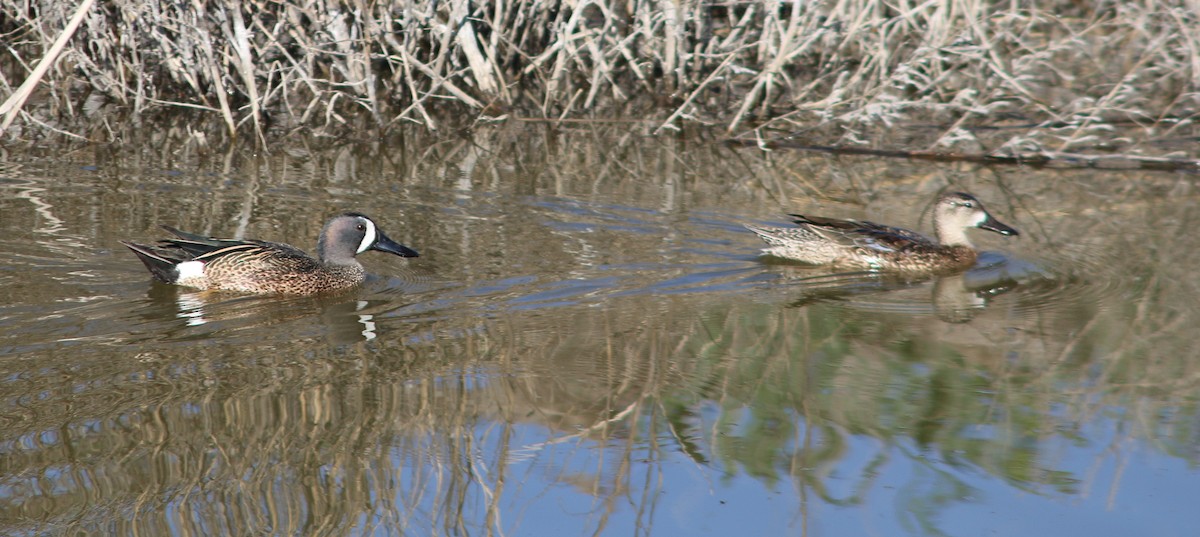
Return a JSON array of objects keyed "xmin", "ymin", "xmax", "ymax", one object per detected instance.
[{"xmin": 1, "ymin": 1, "xmax": 1199, "ymax": 155}]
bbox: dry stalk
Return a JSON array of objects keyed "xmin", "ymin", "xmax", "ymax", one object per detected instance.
[
  {"xmin": 0, "ymin": 0, "xmax": 95, "ymax": 134},
  {"xmin": 0, "ymin": 0, "xmax": 1196, "ymax": 154}
]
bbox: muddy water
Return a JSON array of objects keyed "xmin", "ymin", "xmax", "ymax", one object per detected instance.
[{"xmin": 2, "ymin": 125, "xmax": 1198, "ymax": 536}]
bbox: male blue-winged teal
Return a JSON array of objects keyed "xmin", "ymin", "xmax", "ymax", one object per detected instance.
[
  {"xmin": 122, "ymin": 213, "xmax": 419, "ymax": 295},
  {"xmin": 744, "ymin": 192, "xmax": 1018, "ymax": 274}
]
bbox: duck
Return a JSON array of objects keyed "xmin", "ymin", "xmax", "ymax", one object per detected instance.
[
  {"xmin": 122, "ymin": 212, "xmax": 419, "ymax": 295},
  {"xmin": 744, "ymin": 192, "xmax": 1018, "ymax": 274}
]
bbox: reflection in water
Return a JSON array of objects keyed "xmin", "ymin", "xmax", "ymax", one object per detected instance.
[
  {"xmin": 761, "ymin": 255, "xmax": 1022, "ymax": 323},
  {"xmin": 356, "ymin": 301, "xmax": 378, "ymax": 341},
  {"xmin": 2, "ymin": 127, "xmax": 1199, "ymax": 535},
  {"xmin": 132, "ymin": 282, "xmax": 430, "ymax": 346},
  {"xmin": 172, "ymin": 290, "xmax": 209, "ymax": 326},
  {"xmin": 764, "ymin": 246, "xmax": 1122, "ymax": 328}
]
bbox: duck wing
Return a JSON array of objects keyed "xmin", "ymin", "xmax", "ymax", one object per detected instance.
[
  {"xmin": 788, "ymin": 214, "xmax": 931, "ymax": 252},
  {"xmin": 193, "ymin": 242, "xmax": 324, "ymax": 275},
  {"xmin": 158, "ymin": 225, "xmax": 311, "ymax": 260},
  {"xmin": 143, "ymin": 226, "xmax": 320, "ymax": 275}
]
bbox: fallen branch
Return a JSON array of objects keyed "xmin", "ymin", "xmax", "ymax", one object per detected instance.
[{"xmin": 725, "ymin": 138, "xmax": 1200, "ymax": 174}]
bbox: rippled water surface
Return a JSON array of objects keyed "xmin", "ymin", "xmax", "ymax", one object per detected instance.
[{"xmin": 2, "ymin": 126, "xmax": 1198, "ymax": 535}]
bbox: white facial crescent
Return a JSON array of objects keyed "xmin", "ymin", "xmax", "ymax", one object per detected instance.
[{"xmin": 356, "ymin": 218, "xmax": 377, "ymax": 254}]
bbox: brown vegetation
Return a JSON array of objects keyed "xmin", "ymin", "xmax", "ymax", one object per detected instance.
[{"xmin": 2, "ymin": 1, "xmax": 1199, "ymax": 156}]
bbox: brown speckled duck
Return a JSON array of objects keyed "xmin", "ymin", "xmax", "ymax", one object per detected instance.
[
  {"xmin": 744, "ymin": 192, "xmax": 1019, "ymax": 274},
  {"xmin": 122, "ymin": 213, "xmax": 419, "ymax": 295}
]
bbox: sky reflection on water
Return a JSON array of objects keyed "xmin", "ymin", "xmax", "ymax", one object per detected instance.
[{"xmin": 1, "ymin": 125, "xmax": 1198, "ymax": 535}]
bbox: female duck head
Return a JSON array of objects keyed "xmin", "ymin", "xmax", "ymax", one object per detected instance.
[{"xmin": 933, "ymin": 192, "xmax": 1019, "ymax": 247}]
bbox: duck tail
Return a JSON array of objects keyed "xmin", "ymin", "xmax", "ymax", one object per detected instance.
[
  {"xmin": 743, "ymin": 223, "xmax": 790, "ymax": 246},
  {"xmin": 121, "ymin": 241, "xmax": 179, "ymax": 283}
]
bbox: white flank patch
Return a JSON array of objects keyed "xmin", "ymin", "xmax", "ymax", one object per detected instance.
[
  {"xmin": 176, "ymin": 260, "xmax": 207, "ymax": 286},
  {"xmin": 356, "ymin": 218, "xmax": 377, "ymax": 254}
]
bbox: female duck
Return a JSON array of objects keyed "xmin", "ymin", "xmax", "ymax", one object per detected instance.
[
  {"xmin": 122, "ymin": 213, "xmax": 419, "ymax": 295},
  {"xmin": 744, "ymin": 192, "xmax": 1018, "ymax": 274}
]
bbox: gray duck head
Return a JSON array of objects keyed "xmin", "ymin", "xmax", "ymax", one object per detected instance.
[{"xmin": 316, "ymin": 213, "xmax": 419, "ymax": 265}]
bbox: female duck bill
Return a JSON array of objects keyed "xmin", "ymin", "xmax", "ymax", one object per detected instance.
[{"xmin": 978, "ymin": 213, "xmax": 1019, "ymax": 237}]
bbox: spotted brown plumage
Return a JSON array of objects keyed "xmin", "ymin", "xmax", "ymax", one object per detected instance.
[
  {"xmin": 744, "ymin": 192, "xmax": 1019, "ymax": 274},
  {"xmin": 122, "ymin": 213, "xmax": 419, "ymax": 295}
]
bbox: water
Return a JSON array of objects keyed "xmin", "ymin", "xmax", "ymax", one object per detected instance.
[{"xmin": 2, "ymin": 125, "xmax": 1199, "ymax": 535}]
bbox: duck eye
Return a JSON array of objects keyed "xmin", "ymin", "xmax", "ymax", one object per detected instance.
[{"xmin": 356, "ymin": 223, "xmax": 366, "ymax": 231}]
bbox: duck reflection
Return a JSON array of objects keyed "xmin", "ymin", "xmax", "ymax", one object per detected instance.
[
  {"xmin": 775, "ymin": 252, "xmax": 1042, "ymax": 323},
  {"xmin": 930, "ymin": 271, "xmax": 1014, "ymax": 323},
  {"xmin": 138, "ymin": 281, "xmax": 407, "ymax": 344}
]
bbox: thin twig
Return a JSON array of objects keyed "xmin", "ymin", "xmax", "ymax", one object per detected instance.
[{"xmin": 0, "ymin": 0, "xmax": 96, "ymax": 134}]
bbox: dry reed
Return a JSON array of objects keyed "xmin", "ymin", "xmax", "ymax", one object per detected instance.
[{"xmin": 1, "ymin": 1, "xmax": 1198, "ymax": 155}]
